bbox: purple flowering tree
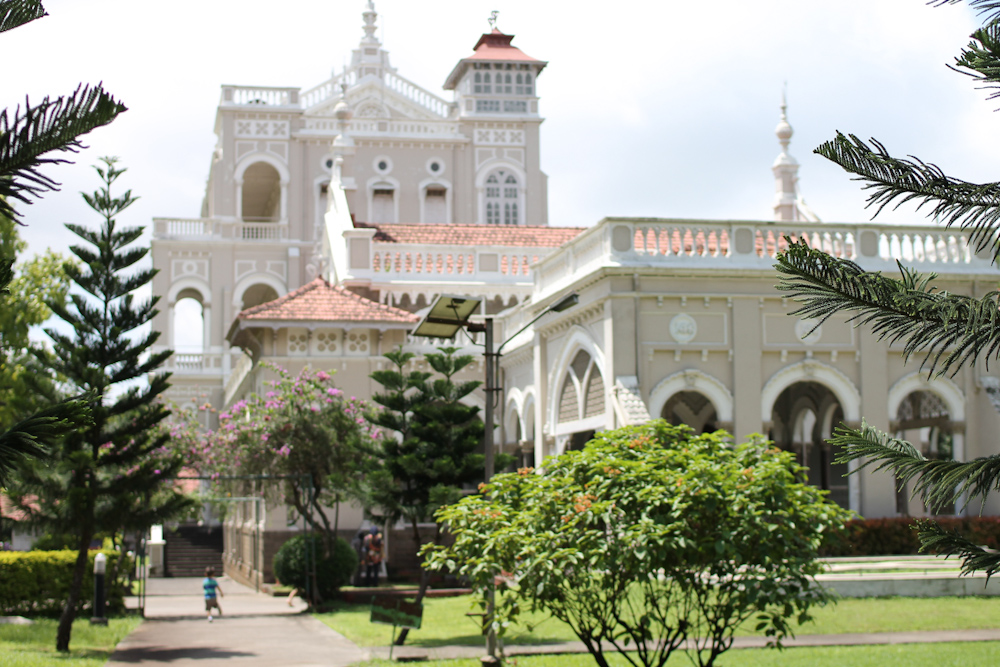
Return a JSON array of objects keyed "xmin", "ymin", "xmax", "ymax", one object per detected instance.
[{"xmin": 196, "ymin": 364, "xmax": 377, "ymax": 538}]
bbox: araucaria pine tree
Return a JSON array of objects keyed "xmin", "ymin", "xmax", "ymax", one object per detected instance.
[
  {"xmin": 367, "ymin": 347, "xmax": 511, "ymax": 644},
  {"xmin": 776, "ymin": 0, "xmax": 1000, "ymax": 576},
  {"xmin": 11, "ymin": 158, "xmax": 186, "ymax": 651}
]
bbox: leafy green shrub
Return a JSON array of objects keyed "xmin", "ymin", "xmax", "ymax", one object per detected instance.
[
  {"xmin": 822, "ymin": 517, "xmax": 1000, "ymax": 557},
  {"xmin": 273, "ymin": 534, "xmax": 357, "ymax": 600},
  {"xmin": 0, "ymin": 550, "xmax": 124, "ymax": 616},
  {"xmin": 427, "ymin": 421, "xmax": 852, "ymax": 667}
]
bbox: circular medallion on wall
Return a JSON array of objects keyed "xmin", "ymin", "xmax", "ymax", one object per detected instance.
[
  {"xmin": 795, "ymin": 318, "xmax": 823, "ymax": 345},
  {"xmin": 426, "ymin": 157, "xmax": 445, "ymax": 175},
  {"xmin": 669, "ymin": 313, "xmax": 697, "ymax": 344},
  {"xmin": 373, "ymin": 156, "xmax": 393, "ymax": 175}
]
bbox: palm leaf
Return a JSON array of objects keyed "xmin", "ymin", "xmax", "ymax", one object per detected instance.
[
  {"xmin": 831, "ymin": 421, "xmax": 1000, "ymax": 512},
  {"xmin": 932, "ymin": 1, "xmax": 1000, "ymax": 24},
  {"xmin": 776, "ymin": 239, "xmax": 1000, "ymax": 376},
  {"xmin": 0, "ymin": 84, "xmax": 126, "ymax": 220},
  {"xmin": 814, "ymin": 133, "xmax": 1000, "ymax": 262},
  {"xmin": 0, "ymin": 0, "xmax": 46, "ymax": 34},
  {"xmin": 0, "ymin": 395, "xmax": 91, "ymax": 487}
]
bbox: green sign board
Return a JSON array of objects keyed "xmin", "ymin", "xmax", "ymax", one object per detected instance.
[{"xmin": 370, "ymin": 597, "xmax": 423, "ymax": 630}]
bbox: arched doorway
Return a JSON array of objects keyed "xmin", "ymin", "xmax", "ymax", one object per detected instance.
[
  {"xmin": 555, "ymin": 349, "xmax": 605, "ymax": 453},
  {"xmin": 239, "ymin": 283, "xmax": 279, "ymax": 311},
  {"xmin": 893, "ymin": 390, "xmax": 954, "ymax": 516},
  {"xmin": 770, "ymin": 381, "xmax": 849, "ymax": 508},
  {"xmin": 241, "ymin": 162, "xmax": 282, "ymax": 222},
  {"xmin": 661, "ymin": 391, "xmax": 718, "ymax": 433}
]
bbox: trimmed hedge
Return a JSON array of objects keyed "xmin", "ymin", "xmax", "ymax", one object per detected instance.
[
  {"xmin": 273, "ymin": 534, "xmax": 357, "ymax": 601},
  {"xmin": 0, "ymin": 549, "xmax": 126, "ymax": 616},
  {"xmin": 821, "ymin": 517, "xmax": 1000, "ymax": 557}
]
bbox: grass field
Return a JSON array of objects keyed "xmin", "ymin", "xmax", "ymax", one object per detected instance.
[
  {"xmin": 315, "ymin": 594, "xmax": 1000, "ymax": 647},
  {"xmin": 0, "ymin": 616, "xmax": 141, "ymax": 667},
  {"xmin": 357, "ymin": 642, "xmax": 1000, "ymax": 667}
]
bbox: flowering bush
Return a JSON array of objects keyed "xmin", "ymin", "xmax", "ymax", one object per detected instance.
[
  {"xmin": 177, "ymin": 365, "xmax": 378, "ymax": 538},
  {"xmin": 426, "ymin": 421, "xmax": 852, "ymax": 667}
]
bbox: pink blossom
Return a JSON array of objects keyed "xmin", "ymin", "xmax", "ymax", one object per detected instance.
[{"xmin": 316, "ymin": 371, "xmax": 331, "ymax": 382}]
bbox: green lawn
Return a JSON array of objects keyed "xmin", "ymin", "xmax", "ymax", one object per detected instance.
[
  {"xmin": 0, "ymin": 616, "xmax": 141, "ymax": 667},
  {"xmin": 316, "ymin": 594, "xmax": 1000, "ymax": 647},
  {"xmin": 359, "ymin": 642, "xmax": 1000, "ymax": 666}
]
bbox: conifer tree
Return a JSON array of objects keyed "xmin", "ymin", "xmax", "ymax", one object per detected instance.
[
  {"xmin": 776, "ymin": 0, "xmax": 1000, "ymax": 577},
  {"xmin": 0, "ymin": 0, "xmax": 125, "ymax": 482},
  {"xmin": 367, "ymin": 347, "xmax": 511, "ymax": 644},
  {"xmin": 8, "ymin": 158, "xmax": 187, "ymax": 651}
]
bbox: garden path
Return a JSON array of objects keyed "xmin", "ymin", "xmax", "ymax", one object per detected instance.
[{"xmin": 104, "ymin": 576, "xmax": 366, "ymax": 666}]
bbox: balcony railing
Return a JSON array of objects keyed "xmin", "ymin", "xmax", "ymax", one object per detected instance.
[
  {"xmin": 220, "ymin": 85, "xmax": 300, "ymax": 108},
  {"xmin": 533, "ymin": 218, "xmax": 996, "ymax": 296},
  {"xmin": 153, "ymin": 218, "xmax": 288, "ymax": 242},
  {"xmin": 164, "ymin": 352, "xmax": 224, "ymax": 376}
]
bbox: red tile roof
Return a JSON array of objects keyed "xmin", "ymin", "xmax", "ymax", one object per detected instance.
[
  {"xmin": 357, "ymin": 222, "xmax": 584, "ymax": 248},
  {"xmin": 444, "ymin": 30, "xmax": 547, "ymax": 90},
  {"xmin": 236, "ymin": 278, "xmax": 418, "ymax": 325},
  {"xmin": 468, "ymin": 29, "xmax": 544, "ymax": 63}
]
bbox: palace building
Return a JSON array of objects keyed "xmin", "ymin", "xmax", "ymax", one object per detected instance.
[{"xmin": 150, "ymin": 2, "xmax": 1000, "ymax": 583}]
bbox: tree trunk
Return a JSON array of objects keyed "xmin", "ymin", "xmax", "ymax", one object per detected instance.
[
  {"xmin": 56, "ymin": 527, "xmax": 93, "ymax": 652},
  {"xmin": 394, "ymin": 521, "xmax": 440, "ymax": 645}
]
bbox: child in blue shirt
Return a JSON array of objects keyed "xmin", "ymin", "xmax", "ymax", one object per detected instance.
[{"xmin": 203, "ymin": 567, "xmax": 224, "ymax": 622}]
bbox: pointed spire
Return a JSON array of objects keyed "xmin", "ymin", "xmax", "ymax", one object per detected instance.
[
  {"xmin": 772, "ymin": 90, "xmax": 801, "ymax": 222},
  {"xmin": 771, "ymin": 91, "xmax": 820, "ymax": 223},
  {"xmin": 361, "ymin": 1, "xmax": 379, "ymax": 45}
]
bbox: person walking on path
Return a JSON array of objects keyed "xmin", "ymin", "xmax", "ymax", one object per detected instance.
[{"xmin": 203, "ymin": 567, "xmax": 224, "ymax": 621}]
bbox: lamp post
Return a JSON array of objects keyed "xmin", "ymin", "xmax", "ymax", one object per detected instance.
[
  {"xmin": 413, "ymin": 291, "xmax": 578, "ymax": 665},
  {"xmin": 91, "ymin": 552, "xmax": 108, "ymax": 626}
]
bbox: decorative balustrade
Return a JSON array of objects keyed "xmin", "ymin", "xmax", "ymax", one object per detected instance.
[
  {"xmin": 224, "ymin": 352, "xmax": 254, "ymax": 405},
  {"xmin": 153, "ymin": 218, "xmax": 288, "ymax": 242},
  {"xmin": 300, "ymin": 117, "xmax": 461, "ymax": 137},
  {"xmin": 385, "ymin": 72, "xmax": 450, "ymax": 117},
  {"xmin": 220, "ymin": 85, "xmax": 300, "ymax": 107},
  {"xmin": 288, "ymin": 71, "xmax": 450, "ymax": 117},
  {"xmin": 166, "ymin": 353, "xmax": 224, "ymax": 375},
  {"xmin": 534, "ymin": 219, "xmax": 995, "ymax": 295},
  {"xmin": 352, "ymin": 244, "xmax": 548, "ymax": 285}
]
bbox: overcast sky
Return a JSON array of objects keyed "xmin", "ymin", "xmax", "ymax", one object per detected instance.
[{"xmin": 2, "ymin": 0, "xmax": 994, "ymax": 262}]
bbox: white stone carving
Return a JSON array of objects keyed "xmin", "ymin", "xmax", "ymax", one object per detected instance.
[
  {"xmin": 669, "ymin": 313, "xmax": 697, "ymax": 344},
  {"xmin": 795, "ymin": 318, "xmax": 823, "ymax": 345},
  {"xmin": 171, "ymin": 258, "xmax": 209, "ymax": 281},
  {"xmin": 235, "ymin": 120, "xmax": 290, "ymax": 139}
]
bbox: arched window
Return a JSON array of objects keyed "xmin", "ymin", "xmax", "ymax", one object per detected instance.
[
  {"xmin": 482, "ymin": 72, "xmax": 492, "ymax": 94},
  {"xmin": 173, "ymin": 296, "xmax": 204, "ymax": 353},
  {"xmin": 503, "ymin": 73, "xmax": 512, "ymax": 94},
  {"xmin": 241, "ymin": 162, "xmax": 281, "ymax": 222},
  {"xmin": 424, "ymin": 186, "xmax": 447, "ymax": 224},
  {"xmin": 483, "ymin": 169, "xmax": 521, "ymax": 225},
  {"xmin": 503, "ymin": 174, "xmax": 518, "ymax": 225},
  {"xmin": 372, "ymin": 186, "xmax": 395, "ymax": 223},
  {"xmin": 525, "ymin": 73, "xmax": 533, "ymax": 95},
  {"xmin": 485, "ymin": 174, "xmax": 501, "ymax": 225}
]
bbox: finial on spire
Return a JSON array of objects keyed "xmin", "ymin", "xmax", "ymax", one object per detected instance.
[
  {"xmin": 488, "ymin": 10, "xmax": 499, "ymax": 31},
  {"xmin": 362, "ymin": 0, "xmax": 379, "ymax": 45}
]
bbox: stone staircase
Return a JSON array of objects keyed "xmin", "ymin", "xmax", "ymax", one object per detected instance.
[{"xmin": 164, "ymin": 525, "xmax": 223, "ymax": 577}]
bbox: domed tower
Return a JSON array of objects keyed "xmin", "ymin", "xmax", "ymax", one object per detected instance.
[{"xmin": 444, "ymin": 16, "xmax": 549, "ymax": 225}]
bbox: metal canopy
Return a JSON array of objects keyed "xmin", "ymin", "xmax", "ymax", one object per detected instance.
[{"xmin": 412, "ymin": 294, "xmax": 484, "ymax": 339}]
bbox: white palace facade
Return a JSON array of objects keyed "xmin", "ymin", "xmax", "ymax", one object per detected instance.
[{"xmin": 151, "ymin": 2, "xmax": 1000, "ymax": 580}]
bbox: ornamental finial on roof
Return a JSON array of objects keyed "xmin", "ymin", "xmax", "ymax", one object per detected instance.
[
  {"xmin": 362, "ymin": 0, "xmax": 379, "ymax": 45},
  {"xmin": 489, "ymin": 10, "xmax": 499, "ymax": 31}
]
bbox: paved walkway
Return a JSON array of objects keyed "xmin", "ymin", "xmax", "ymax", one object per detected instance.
[{"xmin": 105, "ymin": 577, "xmax": 367, "ymax": 666}]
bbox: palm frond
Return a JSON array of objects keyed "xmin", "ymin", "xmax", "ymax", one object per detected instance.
[
  {"xmin": 776, "ymin": 239, "xmax": 1000, "ymax": 375},
  {"xmin": 0, "ymin": 84, "xmax": 126, "ymax": 220},
  {"xmin": 916, "ymin": 519, "xmax": 1000, "ymax": 579},
  {"xmin": 0, "ymin": 0, "xmax": 46, "ymax": 34},
  {"xmin": 932, "ymin": 1, "xmax": 1000, "ymax": 24},
  {"xmin": 0, "ymin": 396, "xmax": 91, "ymax": 487},
  {"xmin": 831, "ymin": 421, "xmax": 1000, "ymax": 512},
  {"xmin": 814, "ymin": 133, "xmax": 1000, "ymax": 262}
]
